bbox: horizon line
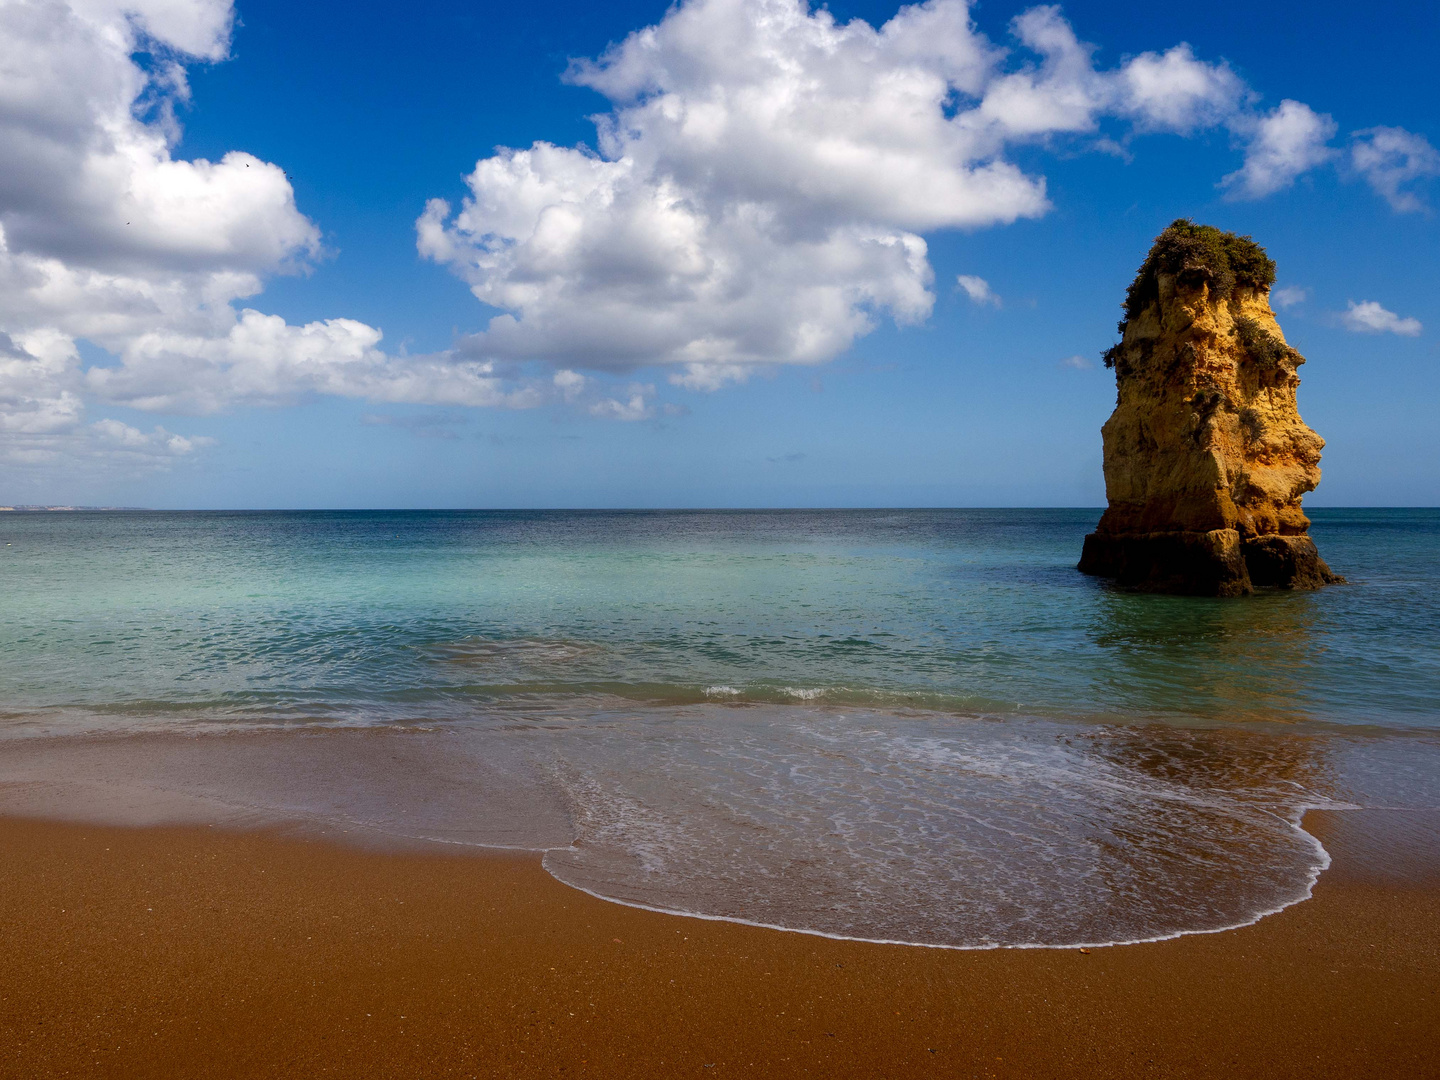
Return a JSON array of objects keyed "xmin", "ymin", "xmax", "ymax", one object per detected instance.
[{"xmin": 3, "ymin": 505, "xmax": 1437, "ymax": 514}]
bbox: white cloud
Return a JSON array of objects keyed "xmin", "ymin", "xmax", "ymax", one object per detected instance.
[
  {"xmin": 957, "ymin": 274, "xmax": 1001, "ymax": 306},
  {"xmin": 1223, "ymin": 100, "xmax": 1337, "ymax": 199},
  {"xmin": 977, "ymin": 13, "xmax": 1245, "ymax": 139},
  {"xmin": 0, "ymin": 0, "xmax": 567, "ymax": 475},
  {"xmin": 1115, "ymin": 43, "xmax": 1248, "ymax": 133},
  {"xmin": 1271, "ymin": 285, "xmax": 1308, "ymax": 309},
  {"xmin": 420, "ymin": 0, "xmax": 1257, "ymax": 389},
  {"xmin": 589, "ymin": 385, "xmax": 656, "ymax": 421},
  {"xmin": 0, "ymin": 2, "xmax": 317, "ymax": 278},
  {"xmin": 1340, "ymin": 301, "xmax": 1422, "ymax": 337},
  {"xmin": 89, "ymin": 418, "xmax": 212, "ymax": 455},
  {"xmin": 0, "ymin": 328, "xmax": 213, "ymax": 468},
  {"xmin": 1350, "ymin": 127, "xmax": 1440, "ymax": 213},
  {"xmin": 39, "ymin": 418, "xmax": 210, "ymax": 469},
  {"xmin": 1059, "ymin": 354, "xmax": 1093, "ymax": 369},
  {"xmin": 553, "ymin": 368, "xmax": 587, "ymax": 402},
  {"xmin": 668, "ymin": 361, "xmax": 760, "ymax": 392},
  {"xmin": 83, "ymin": 309, "xmax": 544, "ymax": 413}
]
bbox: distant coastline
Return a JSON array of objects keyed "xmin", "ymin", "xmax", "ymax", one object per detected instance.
[{"xmin": 0, "ymin": 505, "xmax": 148, "ymax": 511}]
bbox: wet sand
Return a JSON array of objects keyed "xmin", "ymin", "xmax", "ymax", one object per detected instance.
[{"xmin": 1, "ymin": 809, "xmax": 1437, "ymax": 1079}]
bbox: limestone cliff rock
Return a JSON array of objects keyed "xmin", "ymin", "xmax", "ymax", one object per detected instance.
[{"xmin": 1079, "ymin": 220, "xmax": 1342, "ymax": 596}]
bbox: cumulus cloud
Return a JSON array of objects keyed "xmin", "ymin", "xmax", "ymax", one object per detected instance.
[
  {"xmin": 420, "ymin": 0, "xmax": 1257, "ymax": 390},
  {"xmin": 1058, "ymin": 354, "xmax": 1093, "ymax": 369},
  {"xmin": 0, "ymin": 1, "xmax": 295, "ymax": 270},
  {"xmin": 1114, "ymin": 43, "xmax": 1249, "ymax": 132},
  {"xmin": 1220, "ymin": 109, "xmax": 1438, "ymax": 210},
  {"xmin": 1350, "ymin": 127, "xmax": 1440, "ymax": 213},
  {"xmin": 1223, "ymin": 99, "xmax": 1337, "ymax": 199},
  {"xmin": 1341, "ymin": 301, "xmax": 1422, "ymax": 337},
  {"xmin": 0, "ymin": 324, "xmax": 213, "ymax": 466},
  {"xmin": 423, "ymin": 0, "xmax": 1421, "ymax": 387},
  {"xmin": 83, "ymin": 310, "xmax": 544, "ymax": 413},
  {"xmin": 589, "ymin": 386, "xmax": 656, "ymax": 422},
  {"xmin": 957, "ymin": 275, "xmax": 1001, "ymax": 306},
  {"xmin": 976, "ymin": 12, "xmax": 1246, "ymax": 139},
  {"xmin": 0, "ymin": 0, "xmax": 567, "ymax": 474},
  {"xmin": 1271, "ymin": 285, "xmax": 1309, "ymax": 309},
  {"xmin": 14, "ymin": 418, "xmax": 211, "ymax": 471}
]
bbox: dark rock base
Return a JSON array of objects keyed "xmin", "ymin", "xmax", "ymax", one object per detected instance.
[
  {"xmin": 1242, "ymin": 534, "xmax": 1344, "ymax": 589},
  {"xmin": 1078, "ymin": 529, "xmax": 1343, "ymax": 596}
]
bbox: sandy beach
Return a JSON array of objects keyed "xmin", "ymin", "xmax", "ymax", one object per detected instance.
[{"xmin": 1, "ymin": 808, "xmax": 1436, "ymax": 1079}]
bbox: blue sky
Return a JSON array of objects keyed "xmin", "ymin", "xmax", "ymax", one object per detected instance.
[{"xmin": 1, "ymin": 0, "xmax": 1436, "ymax": 507}]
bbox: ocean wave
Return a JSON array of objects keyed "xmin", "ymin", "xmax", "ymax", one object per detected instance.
[{"xmin": 3, "ymin": 710, "xmax": 1436, "ymax": 948}]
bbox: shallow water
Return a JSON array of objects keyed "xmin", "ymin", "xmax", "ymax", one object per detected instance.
[{"xmin": 1, "ymin": 508, "xmax": 1437, "ymax": 946}]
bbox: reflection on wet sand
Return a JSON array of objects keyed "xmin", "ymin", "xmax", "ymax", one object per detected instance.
[
  {"xmin": 1082, "ymin": 723, "xmax": 1334, "ymax": 925},
  {"xmin": 0, "ymin": 710, "xmax": 1342, "ymax": 948}
]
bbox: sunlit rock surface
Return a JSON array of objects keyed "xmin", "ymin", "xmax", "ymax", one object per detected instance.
[{"xmin": 1080, "ymin": 221, "xmax": 1342, "ymax": 595}]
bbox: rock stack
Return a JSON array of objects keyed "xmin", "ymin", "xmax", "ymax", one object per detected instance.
[{"xmin": 1079, "ymin": 220, "xmax": 1342, "ymax": 596}]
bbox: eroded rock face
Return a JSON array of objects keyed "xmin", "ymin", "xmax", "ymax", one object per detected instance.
[{"xmin": 1079, "ymin": 222, "xmax": 1342, "ymax": 595}]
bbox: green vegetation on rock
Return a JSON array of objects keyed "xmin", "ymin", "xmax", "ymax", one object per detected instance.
[
  {"xmin": 1103, "ymin": 219, "xmax": 1278, "ymax": 368},
  {"xmin": 1233, "ymin": 315, "xmax": 1297, "ymax": 368},
  {"xmin": 1122, "ymin": 219, "xmax": 1276, "ymax": 320}
]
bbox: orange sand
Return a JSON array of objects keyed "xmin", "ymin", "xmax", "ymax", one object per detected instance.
[{"xmin": 1, "ymin": 809, "xmax": 1436, "ymax": 1079}]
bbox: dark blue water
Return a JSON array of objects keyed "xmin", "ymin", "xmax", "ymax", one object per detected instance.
[{"xmin": 1, "ymin": 508, "xmax": 1436, "ymax": 947}]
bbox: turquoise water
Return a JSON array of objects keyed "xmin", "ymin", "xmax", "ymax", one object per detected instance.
[{"xmin": 1, "ymin": 508, "xmax": 1437, "ymax": 947}]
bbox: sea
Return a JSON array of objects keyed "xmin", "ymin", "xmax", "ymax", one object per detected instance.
[{"xmin": 1, "ymin": 508, "xmax": 1437, "ymax": 949}]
